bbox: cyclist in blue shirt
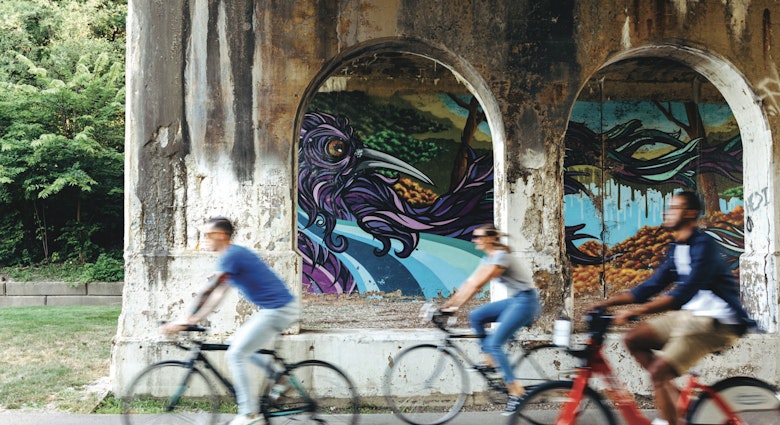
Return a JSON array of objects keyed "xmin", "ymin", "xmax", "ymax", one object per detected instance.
[
  {"xmin": 591, "ymin": 191, "xmax": 755, "ymax": 425},
  {"xmin": 163, "ymin": 216, "xmax": 300, "ymax": 425}
]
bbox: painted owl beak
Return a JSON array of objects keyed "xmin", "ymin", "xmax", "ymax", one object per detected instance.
[{"xmin": 354, "ymin": 147, "xmax": 435, "ymax": 186}]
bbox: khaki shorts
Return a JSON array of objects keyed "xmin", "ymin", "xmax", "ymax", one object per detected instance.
[{"xmin": 647, "ymin": 310, "xmax": 740, "ymax": 375}]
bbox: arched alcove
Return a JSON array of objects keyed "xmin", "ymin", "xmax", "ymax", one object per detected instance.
[
  {"xmin": 565, "ymin": 45, "xmax": 777, "ymax": 331},
  {"xmin": 292, "ymin": 39, "xmax": 508, "ymax": 309}
]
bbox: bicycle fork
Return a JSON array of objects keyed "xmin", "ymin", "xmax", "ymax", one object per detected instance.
[
  {"xmin": 557, "ymin": 355, "xmax": 651, "ymax": 425},
  {"xmin": 679, "ymin": 375, "xmax": 748, "ymax": 425},
  {"xmin": 167, "ymin": 363, "xmax": 199, "ymax": 412}
]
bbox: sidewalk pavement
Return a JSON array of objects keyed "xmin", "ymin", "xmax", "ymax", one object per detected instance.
[
  {"xmin": 0, "ymin": 411, "xmax": 544, "ymax": 425},
  {"xmin": 0, "ymin": 409, "xmax": 662, "ymax": 424}
]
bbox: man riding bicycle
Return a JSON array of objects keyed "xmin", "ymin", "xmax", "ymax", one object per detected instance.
[
  {"xmin": 162, "ymin": 216, "xmax": 300, "ymax": 425},
  {"xmin": 591, "ymin": 191, "xmax": 756, "ymax": 425}
]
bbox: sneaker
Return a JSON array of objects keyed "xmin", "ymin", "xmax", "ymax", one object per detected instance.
[
  {"xmin": 226, "ymin": 413, "xmax": 264, "ymax": 425},
  {"xmin": 650, "ymin": 419, "xmax": 669, "ymax": 425},
  {"xmin": 502, "ymin": 395, "xmax": 522, "ymax": 416}
]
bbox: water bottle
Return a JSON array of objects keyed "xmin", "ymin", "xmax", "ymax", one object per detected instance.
[{"xmin": 553, "ymin": 311, "xmax": 572, "ymax": 348}]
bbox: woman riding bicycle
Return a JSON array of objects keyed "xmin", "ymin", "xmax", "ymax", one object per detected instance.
[{"xmin": 440, "ymin": 224, "xmax": 541, "ymax": 415}]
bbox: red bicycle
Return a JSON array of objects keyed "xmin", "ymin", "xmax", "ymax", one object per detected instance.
[{"xmin": 508, "ymin": 309, "xmax": 780, "ymax": 424}]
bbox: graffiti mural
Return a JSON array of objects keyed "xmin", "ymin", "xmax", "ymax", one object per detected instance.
[
  {"xmin": 565, "ymin": 100, "xmax": 744, "ymax": 297},
  {"xmin": 298, "ymin": 91, "xmax": 495, "ymax": 298}
]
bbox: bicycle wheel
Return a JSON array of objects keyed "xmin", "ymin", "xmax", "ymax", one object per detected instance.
[
  {"xmin": 122, "ymin": 361, "xmax": 220, "ymax": 425},
  {"xmin": 686, "ymin": 376, "xmax": 780, "ymax": 424},
  {"xmin": 508, "ymin": 380, "xmax": 616, "ymax": 425},
  {"xmin": 512, "ymin": 344, "xmax": 580, "ymax": 386},
  {"xmin": 383, "ymin": 344, "xmax": 469, "ymax": 425},
  {"xmin": 263, "ymin": 359, "xmax": 359, "ymax": 425}
]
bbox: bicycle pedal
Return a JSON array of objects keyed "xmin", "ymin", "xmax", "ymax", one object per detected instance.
[{"xmin": 472, "ymin": 364, "xmax": 498, "ymax": 374}]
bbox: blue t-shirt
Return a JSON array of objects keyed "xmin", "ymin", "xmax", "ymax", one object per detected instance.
[{"xmin": 218, "ymin": 244, "xmax": 294, "ymax": 309}]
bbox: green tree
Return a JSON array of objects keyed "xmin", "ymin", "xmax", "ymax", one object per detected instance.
[{"xmin": 0, "ymin": 0, "xmax": 125, "ymax": 267}]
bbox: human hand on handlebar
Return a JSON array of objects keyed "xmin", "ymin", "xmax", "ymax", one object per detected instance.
[
  {"xmin": 160, "ymin": 321, "xmax": 194, "ymax": 335},
  {"xmin": 612, "ymin": 308, "xmax": 641, "ymax": 326}
]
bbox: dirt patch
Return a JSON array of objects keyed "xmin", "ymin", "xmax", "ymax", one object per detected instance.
[
  {"xmin": 299, "ymin": 292, "xmax": 490, "ymax": 330},
  {"xmin": 300, "ymin": 291, "xmax": 637, "ymax": 333}
]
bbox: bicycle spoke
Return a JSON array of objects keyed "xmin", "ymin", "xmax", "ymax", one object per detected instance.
[
  {"xmin": 383, "ymin": 344, "xmax": 469, "ymax": 425},
  {"xmin": 687, "ymin": 376, "xmax": 780, "ymax": 425},
  {"xmin": 512, "ymin": 344, "xmax": 580, "ymax": 386},
  {"xmin": 122, "ymin": 362, "xmax": 220, "ymax": 425},
  {"xmin": 264, "ymin": 360, "xmax": 359, "ymax": 425},
  {"xmin": 509, "ymin": 381, "xmax": 616, "ymax": 425}
]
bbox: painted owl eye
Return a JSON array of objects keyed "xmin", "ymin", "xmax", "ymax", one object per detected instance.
[{"xmin": 326, "ymin": 139, "xmax": 347, "ymax": 158}]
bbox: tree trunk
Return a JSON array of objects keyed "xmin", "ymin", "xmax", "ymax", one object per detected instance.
[
  {"xmin": 33, "ymin": 201, "xmax": 49, "ymax": 260},
  {"xmin": 449, "ymin": 96, "xmax": 481, "ymax": 192},
  {"xmin": 683, "ymin": 101, "xmax": 720, "ymax": 215}
]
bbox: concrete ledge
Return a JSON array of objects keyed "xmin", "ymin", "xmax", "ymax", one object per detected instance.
[
  {"xmin": 47, "ymin": 295, "xmax": 122, "ymax": 306},
  {"xmin": 0, "ymin": 296, "xmax": 46, "ymax": 307},
  {"xmin": 111, "ymin": 328, "xmax": 780, "ymax": 400},
  {"xmin": 87, "ymin": 282, "xmax": 124, "ymax": 296},
  {"xmin": 0, "ymin": 282, "xmax": 123, "ymax": 306},
  {"xmin": 6, "ymin": 282, "xmax": 87, "ymax": 296}
]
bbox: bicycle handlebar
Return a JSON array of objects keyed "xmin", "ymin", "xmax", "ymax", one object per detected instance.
[
  {"xmin": 158, "ymin": 320, "xmax": 208, "ymax": 333},
  {"xmin": 418, "ymin": 303, "xmax": 466, "ymax": 335}
]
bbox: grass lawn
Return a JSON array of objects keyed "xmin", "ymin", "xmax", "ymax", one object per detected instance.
[{"xmin": 0, "ymin": 305, "xmax": 120, "ymax": 412}]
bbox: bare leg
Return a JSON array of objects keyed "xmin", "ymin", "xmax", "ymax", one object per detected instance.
[
  {"xmin": 624, "ymin": 323, "xmax": 680, "ymax": 423},
  {"xmin": 481, "ymin": 353, "xmax": 497, "ymax": 368},
  {"xmin": 648, "ymin": 359, "xmax": 680, "ymax": 425},
  {"xmin": 506, "ymin": 380, "xmax": 525, "ymax": 398},
  {"xmin": 623, "ymin": 323, "xmax": 665, "ymax": 367}
]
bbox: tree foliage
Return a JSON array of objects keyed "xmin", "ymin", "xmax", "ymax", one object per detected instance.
[{"xmin": 0, "ymin": 0, "xmax": 126, "ymax": 268}]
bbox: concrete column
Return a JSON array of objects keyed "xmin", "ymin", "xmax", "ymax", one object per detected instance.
[{"xmin": 113, "ymin": 0, "xmax": 302, "ymax": 394}]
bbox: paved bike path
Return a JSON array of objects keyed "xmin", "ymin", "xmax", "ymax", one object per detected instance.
[
  {"xmin": 0, "ymin": 410, "xmax": 662, "ymax": 424},
  {"xmin": 0, "ymin": 411, "xmax": 554, "ymax": 425}
]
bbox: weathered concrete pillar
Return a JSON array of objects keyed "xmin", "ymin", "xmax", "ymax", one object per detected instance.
[
  {"xmin": 114, "ymin": 0, "xmax": 780, "ymax": 395},
  {"xmin": 112, "ymin": 0, "xmax": 305, "ymax": 393}
]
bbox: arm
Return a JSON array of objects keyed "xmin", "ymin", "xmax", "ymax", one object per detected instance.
[
  {"xmin": 590, "ymin": 246, "xmax": 677, "ymax": 324},
  {"xmin": 441, "ymin": 264, "xmax": 504, "ymax": 311},
  {"xmin": 162, "ymin": 273, "xmax": 231, "ymax": 334},
  {"xmin": 613, "ymin": 294, "xmax": 677, "ymax": 325},
  {"xmin": 590, "ymin": 291, "xmax": 636, "ymax": 310}
]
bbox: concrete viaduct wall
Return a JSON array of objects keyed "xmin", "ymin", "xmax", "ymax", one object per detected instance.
[{"xmin": 113, "ymin": 0, "xmax": 780, "ymax": 396}]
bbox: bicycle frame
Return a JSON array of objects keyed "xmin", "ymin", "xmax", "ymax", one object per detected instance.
[
  {"xmin": 429, "ymin": 314, "xmax": 510, "ymax": 393},
  {"xmin": 168, "ymin": 338, "xmax": 317, "ymax": 418},
  {"xmin": 430, "ymin": 313, "xmax": 546, "ymax": 376},
  {"xmin": 559, "ymin": 342, "xmax": 652, "ymax": 425},
  {"xmin": 677, "ymin": 374, "xmax": 747, "ymax": 425},
  {"xmin": 556, "ymin": 312, "xmax": 748, "ymax": 425}
]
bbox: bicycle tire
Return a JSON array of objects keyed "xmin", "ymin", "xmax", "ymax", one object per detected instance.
[
  {"xmin": 508, "ymin": 380, "xmax": 616, "ymax": 425},
  {"xmin": 383, "ymin": 344, "xmax": 469, "ymax": 425},
  {"xmin": 121, "ymin": 360, "xmax": 220, "ymax": 425},
  {"xmin": 512, "ymin": 343, "xmax": 580, "ymax": 386},
  {"xmin": 262, "ymin": 359, "xmax": 360, "ymax": 425},
  {"xmin": 686, "ymin": 376, "xmax": 780, "ymax": 425}
]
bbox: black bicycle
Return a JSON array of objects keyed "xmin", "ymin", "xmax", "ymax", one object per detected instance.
[
  {"xmin": 121, "ymin": 325, "xmax": 360, "ymax": 425},
  {"xmin": 383, "ymin": 307, "xmax": 578, "ymax": 425}
]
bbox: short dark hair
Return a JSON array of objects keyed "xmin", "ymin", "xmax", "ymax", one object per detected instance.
[
  {"xmin": 675, "ymin": 191, "xmax": 702, "ymax": 214},
  {"xmin": 475, "ymin": 224, "xmax": 505, "ymax": 238},
  {"xmin": 207, "ymin": 216, "xmax": 234, "ymax": 236}
]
